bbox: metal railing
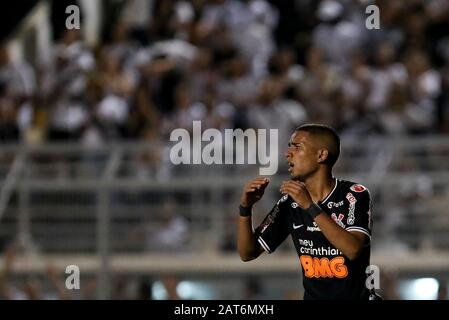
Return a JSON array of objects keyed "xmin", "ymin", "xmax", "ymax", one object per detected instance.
[{"xmin": 1, "ymin": 136, "xmax": 449, "ymax": 297}]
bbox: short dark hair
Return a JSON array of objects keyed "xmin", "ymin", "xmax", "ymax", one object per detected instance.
[{"xmin": 295, "ymin": 124, "xmax": 340, "ymax": 167}]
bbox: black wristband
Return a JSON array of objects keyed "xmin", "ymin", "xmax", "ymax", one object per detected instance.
[
  {"xmin": 305, "ymin": 203, "xmax": 322, "ymax": 219},
  {"xmin": 239, "ymin": 205, "xmax": 253, "ymax": 217}
]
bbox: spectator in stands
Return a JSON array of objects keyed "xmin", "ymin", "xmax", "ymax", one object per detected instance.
[
  {"xmin": 437, "ymin": 279, "xmax": 448, "ymax": 300},
  {"xmin": 0, "ymin": 244, "xmax": 72, "ymax": 299},
  {"xmin": 46, "ymin": 30, "xmax": 94, "ymax": 141},
  {"xmin": 242, "ymin": 277, "xmax": 265, "ymax": 300},
  {"xmin": 161, "ymin": 275, "xmax": 180, "ymax": 300},
  {"xmin": 247, "ymin": 75, "xmax": 307, "ymax": 147},
  {"xmin": 136, "ymin": 276, "xmax": 154, "ymax": 300},
  {"xmin": 0, "ymin": 46, "xmax": 36, "ymax": 142},
  {"xmin": 313, "ymin": 0, "xmax": 366, "ymax": 69},
  {"xmin": 402, "ymin": 48, "xmax": 441, "ymax": 134},
  {"xmin": 94, "ymin": 49, "xmax": 135, "ymax": 139},
  {"xmin": 149, "ymin": 200, "xmax": 190, "ymax": 252},
  {"xmin": 379, "ymin": 271, "xmax": 400, "ymax": 300}
]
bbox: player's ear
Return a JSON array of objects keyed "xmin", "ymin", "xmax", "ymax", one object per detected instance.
[{"xmin": 317, "ymin": 149, "xmax": 329, "ymax": 164}]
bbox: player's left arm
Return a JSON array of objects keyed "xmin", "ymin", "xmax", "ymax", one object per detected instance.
[{"xmin": 281, "ymin": 181, "xmax": 369, "ymax": 261}]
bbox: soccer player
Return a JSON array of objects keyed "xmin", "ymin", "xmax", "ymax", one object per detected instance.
[{"xmin": 237, "ymin": 124, "xmax": 380, "ymax": 300}]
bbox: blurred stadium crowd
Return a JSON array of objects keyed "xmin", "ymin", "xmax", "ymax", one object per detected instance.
[
  {"xmin": 1, "ymin": 0, "xmax": 449, "ymax": 148},
  {"xmin": 1, "ymin": 0, "xmax": 449, "ymax": 300}
]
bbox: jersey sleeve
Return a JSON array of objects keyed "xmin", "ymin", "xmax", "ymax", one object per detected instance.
[
  {"xmin": 254, "ymin": 198, "xmax": 290, "ymax": 254},
  {"xmin": 345, "ymin": 187, "xmax": 372, "ymax": 239}
]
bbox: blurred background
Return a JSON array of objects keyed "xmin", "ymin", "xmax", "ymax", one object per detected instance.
[{"xmin": 1, "ymin": 0, "xmax": 449, "ymax": 300}]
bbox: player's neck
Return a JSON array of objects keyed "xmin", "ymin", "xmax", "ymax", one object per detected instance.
[{"xmin": 304, "ymin": 171, "xmax": 335, "ymax": 204}]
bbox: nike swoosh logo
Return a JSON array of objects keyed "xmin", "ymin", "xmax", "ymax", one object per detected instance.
[{"xmin": 293, "ymin": 224, "xmax": 304, "ymax": 230}]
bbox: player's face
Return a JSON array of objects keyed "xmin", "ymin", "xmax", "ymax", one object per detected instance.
[{"xmin": 285, "ymin": 131, "xmax": 319, "ymax": 181}]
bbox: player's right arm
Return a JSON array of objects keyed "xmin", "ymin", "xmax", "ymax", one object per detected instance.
[{"xmin": 237, "ymin": 177, "xmax": 270, "ymax": 262}]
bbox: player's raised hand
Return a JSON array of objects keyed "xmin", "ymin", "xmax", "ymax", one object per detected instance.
[
  {"xmin": 240, "ymin": 177, "xmax": 270, "ymax": 207},
  {"xmin": 280, "ymin": 180, "xmax": 313, "ymax": 209}
]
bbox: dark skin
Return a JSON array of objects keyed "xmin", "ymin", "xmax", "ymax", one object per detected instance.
[
  {"xmin": 238, "ymin": 131, "xmax": 367, "ymax": 262},
  {"xmin": 238, "ymin": 177, "xmax": 269, "ymax": 261}
]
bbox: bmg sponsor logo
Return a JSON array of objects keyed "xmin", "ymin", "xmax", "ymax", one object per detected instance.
[{"xmin": 300, "ymin": 255, "xmax": 348, "ymax": 279}]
